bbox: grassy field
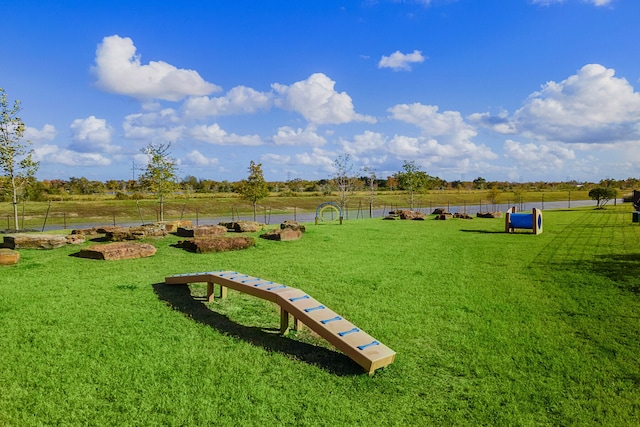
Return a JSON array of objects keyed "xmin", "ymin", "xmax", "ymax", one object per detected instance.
[{"xmin": 0, "ymin": 204, "xmax": 638, "ymax": 425}]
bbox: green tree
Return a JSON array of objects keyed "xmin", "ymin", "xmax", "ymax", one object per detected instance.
[
  {"xmin": 0, "ymin": 88, "xmax": 39, "ymax": 230},
  {"xmin": 473, "ymin": 176, "xmax": 487, "ymax": 189},
  {"xmin": 238, "ymin": 160, "xmax": 270, "ymax": 221},
  {"xmin": 394, "ymin": 160, "xmax": 429, "ymax": 210},
  {"xmin": 139, "ymin": 143, "xmax": 178, "ymax": 221},
  {"xmin": 588, "ymin": 187, "xmax": 617, "ymax": 208}
]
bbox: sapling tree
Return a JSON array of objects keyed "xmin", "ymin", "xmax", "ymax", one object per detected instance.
[
  {"xmin": 333, "ymin": 154, "xmax": 356, "ymax": 212},
  {"xmin": 238, "ymin": 160, "xmax": 270, "ymax": 221},
  {"xmin": 139, "ymin": 142, "xmax": 178, "ymax": 221},
  {"xmin": 362, "ymin": 166, "xmax": 378, "ymax": 217},
  {"xmin": 0, "ymin": 88, "xmax": 39, "ymax": 230},
  {"xmin": 394, "ymin": 160, "xmax": 429, "ymax": 210}
]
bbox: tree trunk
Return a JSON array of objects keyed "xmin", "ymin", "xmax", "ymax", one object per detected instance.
[
  {"xmin": 11, "ymin": 176, "xmax": 19, "ymax": 230},
  {"xmin": 160, "ymin": 194, "xmax": 164, "ymax": 221},
  {"xmin": 253, "ymin": 202, "xmax": 257, "ymax": 222}
]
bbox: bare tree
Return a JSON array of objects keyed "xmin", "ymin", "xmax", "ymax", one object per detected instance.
[
  {"xmin": 0, "ymin": 88, "xmax": 39, "ymax": 230},
  {"xmin": 362, "ymin": 166, "xmax": 378, "ymax": 217},
  {"xmin": 333, "ymin": 154, "xmax": 356, "ymax": 213}
]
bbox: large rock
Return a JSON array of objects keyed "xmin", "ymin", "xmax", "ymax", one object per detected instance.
[
  {"xmin": 157, "ymin": 220, "xmax": 193, "ymax": 233},
  {"xmin": 176, "ymin": 225, "xmax": 227, "ymax": 237},
  {"xmin": 260, "ymin": 228, "xmax": 302, "ymax": 241},
  {"xmin": 453, "ymin": 213, "xmax": 473, "ymax": 220},
  {"xmin": 176, "ymin": 236, "xmax": 255, "ymax": 253},
  {"xmin": 219, "ymin": 221, "xmax": 261, "ymax": 233},
  {"xmin": 476, "ymin": 212, "xmax": 503, "ymax": 218},
  {"xmin": 280, "ymin": 220, "xmax": 306, "ymax": 232},
  {"xmin": 78, "ymin": 242, "xmax": 157, "ymax": 260},
  {"xmin": 434, "ymin": 213, "xmax": 453, "ymax": 220},
  {"xmin": 106, "ymin": 225, "xmax": 167, "ymax": 241},
  {"xmin": 3, "ymin": 233, "xmax": 68, "ymax": 249},
  {"xmin": 72, "ymin": 226, "xmax": 125, "ymax": 236},
  {"xmin": 0, "ymin": 249, "xmax": 20, "ymax": 265}
]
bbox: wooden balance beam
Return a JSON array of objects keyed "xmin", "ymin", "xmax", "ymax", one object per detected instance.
[{"xmin": 165, "ymin": 271, "xmax": 396, "ymax": 375}]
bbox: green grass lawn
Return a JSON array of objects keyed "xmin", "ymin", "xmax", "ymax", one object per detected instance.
[{"xmin": 0, "ymin": 206, "xmax": 638, "ymax": 425}]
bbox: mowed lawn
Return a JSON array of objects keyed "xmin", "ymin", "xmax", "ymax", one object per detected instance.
[{"xmin": 0, "ymin": 206, "xmax": 638, "ymax": 426}]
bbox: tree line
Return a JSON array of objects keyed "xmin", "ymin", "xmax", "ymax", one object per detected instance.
[{"xmin": 2, "ymin": 88, "xmax": 639, "ymax": 227}]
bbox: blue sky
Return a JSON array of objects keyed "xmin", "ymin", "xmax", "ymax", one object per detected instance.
[{"xmin": 2, "ymin": 0, "xmax": 639, "ymax": 183}]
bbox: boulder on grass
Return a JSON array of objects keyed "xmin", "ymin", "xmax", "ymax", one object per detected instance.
[
  {"xmin": 157, "ymin": 220, "xmax": 193, "ymax": 233},
  {"xmin": 106, "ymin": 225, "xmax": 167, "ymax": 241},
  {"xmin": 0, "ymin": 249, "xmax": 20, "ymax": 265},
  {"xmin": 434, "ymin": 213, "xmax": 453, "ymax": 220},
  {"xmin": 280, "ymin": 220, "xmax": 306, "ymax": 232},
  {"xmin": 260, "ymin": 228, "xmax": 302, "ymax": 241},
  {"xmin": 176, "ymin": 236, "xmax": 255, "ymax": 253},
  {"xmin": 453, "ymin": 213, "xmax": 473, "ymax": 220},
  {"xmin": 78, "ymin": 242, "xmax": 157, "ymax": 260},
  {"xmin": 476, "ymin": 212, "xmax": 503, "ymax": 218},
  {"xmin": 71, "ymin": 226, "xmax": 123, "ymax": 236},
  {"xmin": 388, "ymin": 210, "xmax": 426, "ymax": 220},
  {"xmin": 219, "ymin": 221, "xmax": 261, "ymax": 233},
  {"xmin": 3, "ymin": 233, "xmax": 68, "ymax": 249},
  {"xmin": 176, "ymin": 225, "xmax": 227, "ymax": 237}
]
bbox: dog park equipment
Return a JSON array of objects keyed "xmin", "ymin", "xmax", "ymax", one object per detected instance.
[
  {"xmin": 505, "ymin": 207, "xmax": 543, "ymax": 234},
  {"xmin": 315, "ymin": 202, "xmax": 343, "ymax": 225},
  {"xmin": 165, "ymin": 270, "xmax": 396, "ymax": 375}
]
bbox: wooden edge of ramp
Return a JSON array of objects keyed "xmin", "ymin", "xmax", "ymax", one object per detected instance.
[{"xmin": 165, "ymin": 270, "xmax": 396, "ymax": 375}]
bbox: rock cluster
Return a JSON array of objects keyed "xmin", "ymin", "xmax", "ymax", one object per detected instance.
[
  {"xmin": 383, "ymin": 210, "xmax": 426, "ymax": 220},
  {"xmin": 219, "ymin": 221, "xmax": 261, "ymax": 233}
]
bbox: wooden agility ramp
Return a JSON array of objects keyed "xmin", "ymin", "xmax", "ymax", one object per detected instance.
[{"xmin": 165, "ymin": 271, "xmax": 396, "ymax": 375}]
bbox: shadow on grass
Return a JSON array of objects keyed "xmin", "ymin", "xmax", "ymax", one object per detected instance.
[
  {"xmin": 152, "ymin": 282, "xmax": 363, "ymax": 376},
  {"xmin": 460, "ymin": 229, "xmax": 504, "ymax": 234},
  {"xmin": 589, "ymin": 253, "xmax": 640, "ymax": 295}
]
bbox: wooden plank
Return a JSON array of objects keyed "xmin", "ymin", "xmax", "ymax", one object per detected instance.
[{"xmin": 164, "ymin": 271, "xmax": 396, "ymax": 374}]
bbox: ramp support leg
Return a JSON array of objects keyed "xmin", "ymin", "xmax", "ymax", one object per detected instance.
[
  {"xmin": 207, "ymin": 282, "xmax": 227, "ymax": 302},
  {"xmin": 280, "ymin": 308, "xmax": 302, "ymax": 334}
]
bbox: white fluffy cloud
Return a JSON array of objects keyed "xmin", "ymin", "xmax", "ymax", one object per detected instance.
[
  {"xmin": 183, "ymin": 150, "xmax": 219, "ymax": 167},
  {"xmin": 69, "ymin": 116, "xmax": 119, "ymax": 153},
  {"xmin": 388, "ymin": 103, "xmax": 496, "ymax": 160},
  {"xmin": 183, "ymin": 86, "xmax": 272, "ymax": 118},
  {"xmin": 273, "ymin": 73, "xmax": 376, "ymax": 125},
  {"xmin": 24, "ymin": 124, "xmax": 56, "ymax": 142},
  {"xmin": 93, "ymin": 35, "xmax": 219, "ymax": 101},
  {"xmin": 378, "ymin": 50, "xmax": 425, "ymax": 71},
  {"xmin": 34, "ymin": 144, "xmax": 111, "ymax": 167},
  {"xmin": 477, "ymin": 64, "xmax": 640, "ymax": 144},
  {"xmin": 123, "ymin": 109, "xmax": 186, "ymax": 142},
  {"xmin": 272, "ymin": 126, "xmax": 326, "ymax": 146},
  {"xmin": 503, "ymin": 139, "xmax": 575, "ymax": 171},
  {"xmin": 189, "ymin": 124, "xmax": 262, "ymax": 146}
]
